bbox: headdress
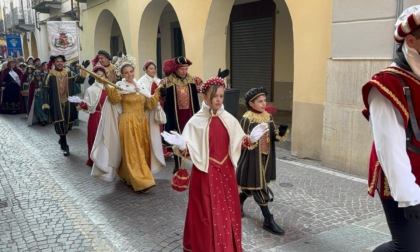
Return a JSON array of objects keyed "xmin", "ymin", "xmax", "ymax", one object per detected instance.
[
  {"xmin": 143, "ymin": 60, "xmax": 156, "ymax": 71},
  {"xmin": 7, "ymin": 56, "xmax": 16, "ymax": 62},
  {"xmin": 26, "ymin": 56, "xmax": 34, "ymax": 62},
  {"xmin": 244, "ymin": 87, "xmax": 268, "ymax": 110},
  {"xmin": 395, "ymin": 5, "xmax": 420, "ymax": 43},
  {"xmin": 33, "ymin": 70, "xmax": 42, "ymax": 76},
  {"xmin": 34, "ymin": 58, "xmax": 41, "ymax": 63},
  {"xmin": 92, "ymin": 65, "xmax": 107, "ymax": 76},
  {"xmin": 114, "ymin": 53, "xmax": 136, "ymax": 76},
  {"xmin": 199, "ymin": 76, "xmax": 226, "ymax": 93},
  {"xmin": 163, "ymin": 56, "xmax": 192, "ymax": 75},
  {"xmin": 92, "ymin": 50, "xmax": 112, "ymax": 66}
]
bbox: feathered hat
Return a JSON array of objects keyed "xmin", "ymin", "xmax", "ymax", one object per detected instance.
[{"xmin": 163, "ymin": 56, "xmax": 192, "ymax": 76}]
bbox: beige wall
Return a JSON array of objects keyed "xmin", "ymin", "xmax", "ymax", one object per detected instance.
[
  {"xmin": 286, "ymin": 0, "xmax": 332, "ymax": 159},
  {"xmin": 322, "ymin": 59, "xmax": 390, "ymax": 176},
  {"xmin": 331, "ymin": 0, "xmax": 395, "ymax": 58}
]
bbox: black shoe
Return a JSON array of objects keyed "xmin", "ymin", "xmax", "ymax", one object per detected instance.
[
  {"xmin": 263, "ymin": 214, "xmax": 285, "ymax": 235},
  {"xmin": 239, "ymin": 193, "xmax": 247, "ymax": 218},
  {"xmin": 40, "ymin": 121, "xmax": 46, "ymax": 126},
  {"xmin": 63, "ymin": 145, "xmax": 70, "ymax": 156}
]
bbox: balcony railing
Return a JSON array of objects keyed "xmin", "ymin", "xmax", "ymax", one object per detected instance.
[{"xmin": 32, "ymin": 0, "xmax": 62, "ymax": 14}]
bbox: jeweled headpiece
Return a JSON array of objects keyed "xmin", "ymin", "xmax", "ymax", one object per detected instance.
[
  {"xmin": 114, "ymin": 53, "xmax": 136, "ymax": 76},
  {"xmin": 199, "ymin": 77, "xmax": 226, "ymax": 93}
]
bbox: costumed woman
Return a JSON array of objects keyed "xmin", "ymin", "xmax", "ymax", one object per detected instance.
[
  {"xmin": 0, "ymin": 58, "xmax": 24, "ymax": 114},
  {"xmin": 236, "ymin": 87, "xmax": 289, "ymax": 236},
  {"xmin": 76, "ymin": 65, "xmax": 109, "ymax": 166},
  {"xmin": 161, "ymin": 77, "xmax": 269, "ymax": 251},
  {"xmin": 138, "ymin": 60, "xmax": 170, "ymax": 173},
  {"xmin": 27, "ymin": 70, "xmax": 49, "ymax": 126},
  {"xmin": 90, "ymin": 54, "xmax": 161, "ymax": 192}
]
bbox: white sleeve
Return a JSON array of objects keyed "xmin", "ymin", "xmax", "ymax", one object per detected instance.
[{"xmin": 368, "ymin": 87, "xmax": 420, "ymax": 207}]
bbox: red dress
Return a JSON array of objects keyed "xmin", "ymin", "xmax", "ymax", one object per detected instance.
[
  {"xmin": 80, "ymin": 89, "xmax": 107, "ymax": 166},
  {"xmin": 183, "ymin": 116, "xmax": 242, "ymax": 252}
]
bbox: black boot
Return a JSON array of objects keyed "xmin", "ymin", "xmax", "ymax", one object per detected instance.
[
  {"xmin": 59, "ymin": 136, "xmax": 66, "ymax": 150},
  {"xmin": 63, "ymin": 145, "xmax": 70, "ymax": 156},
  {"xmin": 260, "ymin": 206, "xmax": 285, "ymax": 235},
  {"xmin": 239, "ymin": 192, "xmax": 248, "ymax": 218}
]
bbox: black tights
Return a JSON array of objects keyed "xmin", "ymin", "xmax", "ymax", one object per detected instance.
[{"xmin": 373, "ymin": 198, "xmax": 420, "ymax": 252}]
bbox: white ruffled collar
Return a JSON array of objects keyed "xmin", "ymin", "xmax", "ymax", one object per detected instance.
[
  {"xmin": 116, "ymin": 79, "xmax": 152, "ymax": 98},
  {"xmin": 201, "ymin": 101, "xmax": 225, "ymax": 117}
]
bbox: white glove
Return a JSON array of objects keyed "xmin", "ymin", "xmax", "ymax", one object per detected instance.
[
  {"xmin": 250, "ymin": 123, "xmax": 269, "ymax": 143},
  {"xmin": 68, "ymin": 96, "xmax": 82, "ymax": 103},
  {"xmin": 161, "ymin": 131, "xmax": 186, "ymax": 151}
]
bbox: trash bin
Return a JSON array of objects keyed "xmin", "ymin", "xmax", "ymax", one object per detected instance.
[{"xmin": 223, "ymin": 88, "xmax": 240, "ymax": 118}]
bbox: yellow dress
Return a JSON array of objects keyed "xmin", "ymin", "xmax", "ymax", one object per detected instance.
[{"xmin": 106, "ymin": 84, "xmax": 159, "ymax": 191}]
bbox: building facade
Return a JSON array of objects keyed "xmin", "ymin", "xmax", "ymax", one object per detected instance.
[{"xmin": 7, "ymin": 0, "xmax": 418, "ymax": 177}]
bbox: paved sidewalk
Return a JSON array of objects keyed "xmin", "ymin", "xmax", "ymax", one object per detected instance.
[{"xmin": 0, "ymin": 112, "xmax": 390, "ymax": 251}]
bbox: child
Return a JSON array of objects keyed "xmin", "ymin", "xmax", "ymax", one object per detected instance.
[
  {"xmin": 161, "ymin": 77, "xmax": 269, "ymax": 251},
  {"xmin": 236, "ymin": 87, "xmax": 288, "ymax": 236}
]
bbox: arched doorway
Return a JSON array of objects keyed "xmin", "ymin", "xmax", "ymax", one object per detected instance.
[
  {"xmin": 203, "ymin": 0, "xmax": 293, "ymax": 121},
  {"xmin": 94, "ymin": 9, "xmax": 126, "ymax": 57},
  {"xmin": 30, "ymin": 33, "xmax": 38, "ymax": 58},
  {"xmin": 138, "ymin": 1, "xmax": 184, "ymax": 78}
]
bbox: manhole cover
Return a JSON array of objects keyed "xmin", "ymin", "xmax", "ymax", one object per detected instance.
[
  {"xmin": 0, "ymin": 200, "xmax": 8, "ymax": 209},
  {"xmin": 278, "ymin": 183, "xmax": 293, "ymax": 187}
]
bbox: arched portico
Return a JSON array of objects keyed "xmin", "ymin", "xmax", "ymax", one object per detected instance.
[{"xmin": 94, "ymin": 9, "xmax": 126, "ymax": 57}]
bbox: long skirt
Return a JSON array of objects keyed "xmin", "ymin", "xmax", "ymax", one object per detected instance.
[{"xmin": 183, "ymin": 161, "xmax": 242, "ymax": 252}]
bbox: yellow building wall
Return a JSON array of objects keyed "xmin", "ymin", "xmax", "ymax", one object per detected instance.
[
  {"xmin": 286, "ymin": 0, "xmax": 332, "ymax": 159},
  {"xmin": 80, "ymin": 0, "xmax": 332, "ymax": 162}
]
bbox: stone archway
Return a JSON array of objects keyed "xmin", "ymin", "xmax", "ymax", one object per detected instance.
[
  {"xmin": 94, "ymin": 9, "xmax": 125, "ymax": 57},
  {"xmin": 203, "ymin": 0, "xmax": 294, "ymax": 113},
  {"xmin": 30, "ymin": 33, "xmax": 38, "ymax": 58},
  {"xmin": 138, "ymin": 0, "xmax": 184, "ymax": 78}
]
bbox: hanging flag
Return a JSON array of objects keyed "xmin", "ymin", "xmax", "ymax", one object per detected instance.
[
  {"xmin": 47, "ymin": 21, "xmax": 79, "ymax": 63},
  {"xmin": 5, "ymin": 33, "xmax": 23, "ymax": 58}
]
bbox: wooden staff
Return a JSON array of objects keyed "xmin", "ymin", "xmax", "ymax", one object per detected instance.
[{"xmin": 76, "ymin": 64, "xmax": 123, "ymax": 90}]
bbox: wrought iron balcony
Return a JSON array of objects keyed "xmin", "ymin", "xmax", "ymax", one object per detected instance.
[{"xmin": 32, "ymin": 0, "xmax": 62, "ymax": 14}]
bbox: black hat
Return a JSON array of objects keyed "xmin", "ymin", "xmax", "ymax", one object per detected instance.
[
  {"xmin": 244, "ymin": 87, "xmax": 268, "ymax": 110},
  {"xmin": 174, "ymin": 56, "xmax": 192, "ymax": 66},
  {"xmin": 50, "ymin": 55, "xmax": 66, "ymax": 62},
  {"xmin": 97, "ymin": 50, "xmax": 112, "ymax": 60}
]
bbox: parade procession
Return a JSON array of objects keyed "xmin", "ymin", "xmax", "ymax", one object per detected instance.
[{"xmin": 0, "ymin": 0, "xmax": 420, "ymax": 251}]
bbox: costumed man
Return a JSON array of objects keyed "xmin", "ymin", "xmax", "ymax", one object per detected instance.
[
  {"xmin": 361, "ymin": 6, "xmax": 420, "ymax": 251},
  {"xmin": 42, "ymin": 55, "xmax": 89, "ymax": 156},
  {"xmin": 236, "ymin": 87, "xmax": 289, "ymax": 236},
  {"xmin": 162, "ymin": 56, "xmax": 202, "ymax": 174},
  {"xmin": 90, "ymin": 50, "xmax": 117, "ymax": 84}
]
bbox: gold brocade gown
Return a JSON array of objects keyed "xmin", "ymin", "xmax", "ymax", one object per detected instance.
[{"xmin": 106, "ymin": 86, "xmax": 159, "ymax": 191}]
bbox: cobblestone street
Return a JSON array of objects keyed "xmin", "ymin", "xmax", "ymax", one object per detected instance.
[{"xmin": 0, "ymin": 113, "xmax": 390, "ymax": 251}]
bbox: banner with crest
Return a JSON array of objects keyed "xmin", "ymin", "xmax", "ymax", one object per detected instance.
[{"xmin": 47, "ymin": 21, "xmax": 79, "ymax": 63}]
